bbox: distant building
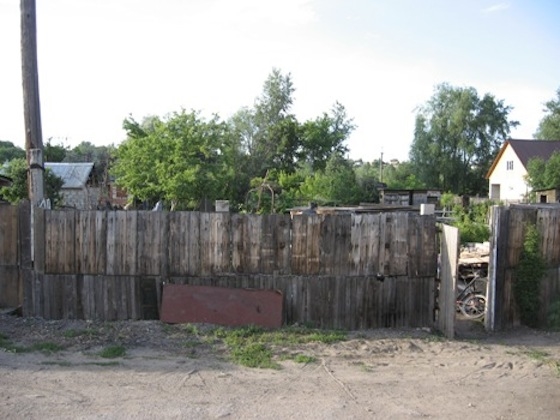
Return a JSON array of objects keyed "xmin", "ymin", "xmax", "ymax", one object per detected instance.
[
  {"xmin": 486, "ymin": 139, "xmax": 560, "ymax": 203},
  {"xmin": 533, "ymin": 187, "xmax": 560, "ymax": 204},
  {"xmin": 380, "ymin": 189, "xmax": 441, "ymax": 206},
  {"xmin": 45, "ymin": 162, "xmax": 99, "ymax": 209}
]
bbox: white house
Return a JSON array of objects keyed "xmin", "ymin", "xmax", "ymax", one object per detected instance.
[{"xmin": 486, "ymin": 139, "xmax": 560, "ymax": 202}]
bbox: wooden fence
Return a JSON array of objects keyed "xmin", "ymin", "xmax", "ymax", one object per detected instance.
[
  {"xmin": 489, "ymin": 205, "xmax": 560, "ymax": 329},
  {"xmin": 1, "ymin": 203, "xmax": 438, "ymax": 329}
]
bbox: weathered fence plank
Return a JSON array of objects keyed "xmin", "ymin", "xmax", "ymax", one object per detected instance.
[
  {"xmin": 0, "ymin": 205, "xmax": 18, "ymax": 265},
  {"xmin": 45, "ymin": 210, "xmax": 76, "ymax": 274},
  {"xmin": 260, "ymin": 214, "xmax": 290, "ymax": 274},
  {"xmin": 169, "ymin": 212, "xmax": 199, "ymax": 276},
  {"xmin": 333, "ymin": 215, "xmax": 351, "ymax": 276},
  {"xmin": 137, "ymin": 212, "xmax": 164, "ymax": 276},
  {"xmin": 106, "ymin": 211, "xmax": 137, "ymax": 275}
]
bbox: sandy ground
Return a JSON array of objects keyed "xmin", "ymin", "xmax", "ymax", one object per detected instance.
[{"xmin": 1, "ymin": 314, "xmax": 559, "ymax": 420}]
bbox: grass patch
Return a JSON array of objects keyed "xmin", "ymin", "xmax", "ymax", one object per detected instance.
[
  {"xmin": 523, "ymin": 348, "xmax": 560, "ymax": 376},
  {"xmin": 206, "ymin": 325, "xmax": 346, "ymax": 369},
  {"xmin": 0, "ymin": 334, "xmax": 62, "ymax": 354},
  {"xmin": 230, "ymin": 342, "xmax": 278, "ymax": 369},
  {"xmin": 293, "ymin": 354, "xmax": 316, "ymax": 364},
  {"xmin": 99, "ymin": 345, "xmax": 126, "ymax": 359},
  {"xmin": 63, "ymin": 328, "xmax": 98, "ymax": 339},
  {"xmin": 31, "ymin": 342, "xmax": 64, "ymax": 354},
  {"xmin": 524, "ymin": 349, "xmax": 549, "ymax": 362}
]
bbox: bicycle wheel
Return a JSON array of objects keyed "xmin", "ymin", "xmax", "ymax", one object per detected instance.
[{"xmin": 459, "ymin": 294, "xmax": 486, "ymax": 319}]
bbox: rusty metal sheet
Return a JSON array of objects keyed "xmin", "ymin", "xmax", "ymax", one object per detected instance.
[{"xmin": 160, "ymin": 284, "xmax": 283, "ymax": 328}]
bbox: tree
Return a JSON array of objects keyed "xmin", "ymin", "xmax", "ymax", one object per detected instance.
[
  {"xmin": 410, "ymin": 83, "xmax": 518, "ymax": 195},
  {"xmin": 113, "ymin": 110, "xmax": 234, "ymax": 209},
  {"xmin": 0, "ymin": 158, "xmax": 63, "ymax": 206},
  {"xmin": 0, "ymin": 141, "xmax": 25, "ymax": 164},
  {"xmin": 64, "ymin": 141, "xmax": 115, "ymax": 186},
  {"xmin": 382, "ymin": 161, "xmax": 425, "ymax": 190},
  {"xmin": 44, "ymin": 138, "xmax": 67, "ymax": 162},
  {"xmin": 250, "ymin": 68, "xmax": 298, "ymax": 176},
  {"xmin": 300, "ymin": 102, "xmax": 354, "ymax": 171},
  {"xmin": 526, "ymin": 151, "xmax": 560, "ymax": 190},
  {"xmin": 534, "ymin": 88, "xmax": 560, "ymax": 140},
  {"xmin": 299, "ymin": 153, "xmax": 364, "ymax": 205}
]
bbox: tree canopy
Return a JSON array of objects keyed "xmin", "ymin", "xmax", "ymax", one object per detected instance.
[
  {"xmin": 114, "ymin": 69, "xmax": 357, "ymax": 211},
  {"xmin": 0, "ymin": 158, "xmax": 63, "ymax": 206},
  {"xmin": 410, "ymin": 83, "xmax": 518, "ymax": 195},
  {"xmin": 534, "ymin": 88, "xmax": 560, "ymax": 140},
  {"xmin": 0, "ymin": 141, "xmax": 25, "ymax": 163},
  {"xmin": 526, "ymin": 151, "xmax": 560, "ymax": 191}
]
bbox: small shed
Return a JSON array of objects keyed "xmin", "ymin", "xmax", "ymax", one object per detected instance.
[
  {"xmin": 45, "ymin": 162, "xmax": 99, "ymax": 209},
  {"xmin": 380, "ymin": 189, "xmax": 441, "ymax": 206},
  {"xmin": 533, "ymin": 187, "xmax": 560, "ymax": 203}
]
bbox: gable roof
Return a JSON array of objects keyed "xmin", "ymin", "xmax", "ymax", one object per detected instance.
[
  {"xmin": 0, "ymin": 174, "xmax": 12, "ymax": 187},
  {"xmin": 45, "ymin": 162, "xmax": 94, "ymax": 189},
  {"xmin": 486, "ymin": 139, "xmax": 560, "ymax": 179}
]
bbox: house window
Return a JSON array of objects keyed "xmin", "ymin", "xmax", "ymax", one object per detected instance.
[{"xmin": 506, "ymin": 160, "xmax": 514, "ymax": 170}]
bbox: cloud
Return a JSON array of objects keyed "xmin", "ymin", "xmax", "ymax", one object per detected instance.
[{"xmin": 482, "ymin": 2, "xmax": 510, "ymax": 14}]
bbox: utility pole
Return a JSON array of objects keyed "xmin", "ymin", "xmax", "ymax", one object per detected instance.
[
  {"xmin": 21, "ymin": 0, "xmax": 45, "ymax": 205},
  {"xmin": 21, "ymin": 0, "xmax": 45, "ymax": 266}
]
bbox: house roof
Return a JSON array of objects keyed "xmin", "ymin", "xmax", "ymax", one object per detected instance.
[
  {"xmin": 45, "ymin": 162, "xmax": 94, "ymax": 189},
  {"xmin": 486, "ymin": 139, "xmax": 560, "ymax": 179},
  {"xmin": 0, "ymin": 174, "xmax": 12, "ymax": 187}
]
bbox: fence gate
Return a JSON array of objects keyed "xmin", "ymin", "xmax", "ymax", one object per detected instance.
[{"xmin": 437, "ymin": 224, "xmax": 459, "ymax": 338}]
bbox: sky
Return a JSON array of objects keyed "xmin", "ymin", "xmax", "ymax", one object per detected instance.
[{"xmin": 1, "ymin": 0, "xmax": 559, "ymax": 162}]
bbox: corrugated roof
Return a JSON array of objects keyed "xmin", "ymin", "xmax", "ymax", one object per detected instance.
[
  {"xmin": 486, "ymin": 139, "xmax": 560, "ymax": 178},
  {"xmin": 45, "ymin": 162, "xmax": 94, "ymax": 189}
]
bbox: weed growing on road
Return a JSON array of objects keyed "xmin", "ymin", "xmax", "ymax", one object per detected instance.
[
  {"xmin": 207, "ymin": 325, "xmax": 346, "ymax": 369},
  {"xmin": 99, "ymin": 345, "xmax": 126, "ymax": 358}
]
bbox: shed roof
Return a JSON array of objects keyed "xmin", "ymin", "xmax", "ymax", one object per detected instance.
[
  {"xmin": 486, "ymin": 139, "xmax": 560, "ymax": 178},
  {"xmin": 0, "ymin": 174, "xmax": 12, "ymax": 187},
  {"xmin": 45, "ymin": 162, "xmax": 94, "ymax": 188}
]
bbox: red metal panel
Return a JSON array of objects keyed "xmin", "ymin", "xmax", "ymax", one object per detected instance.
[{"xmin": 160, "ymin": 284, "xmax": 283, "ymax": 328}]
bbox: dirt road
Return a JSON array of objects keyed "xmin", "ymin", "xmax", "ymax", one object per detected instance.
[{"xmin": 1, "ymin": 315, "xmax": 559, "ymax": 419}]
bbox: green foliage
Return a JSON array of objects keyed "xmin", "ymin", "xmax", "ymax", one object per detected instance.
[
  {"xmin": 299, "ymin": 153, "xmax": 365, "ymax": 205},
  {"xmin": 112, "ymin": 69, "xmax": 356, "ymax": 212},
  {"xmin": 114, "ymin": 111, "xmax": 234, "ymax": 209},
  {"xmin": 451, "ymin": 201, "xmax": 491, "ymax": 243},
  {"xmin": 293, "ymin": 354, "xmax": 316, "ymax": 364},
  {"xmin": 410, "ymin": 83, "xmax": 518, "ymax": 195},
  {"xmin": 209, "ymin": 325, "xmax": 346, "ymax": 369},
  {"xmin": 99, "ymin": 345, "xmax": 126, "ymax": 358},
  {"xmin": 230, "ymin": 342, "xmax": 277, "ymax": 369},
  {"xmin": 382, "ymin": 161, "xmax": 426, "ymax": 190},
  {"xmin": 300, "ymin": 102, "xmax": 354, "ymax": 172},
  {"xmin": 64, "ymin": 141, "xmax": 115, "ymax": 186},
  {"xmin": 514, "ymin": 224, "xmax": 546, "ymax": 328},
  {"xmin": 44, "ymin": 138, "xmax": 67, "ymax": 162},
  {"xmin": 0, "ymin": 158, "xmax": 64, "ymax": 206},
  {"xmin": 534, "ymin": 87, "xmax": 560, "ymax": 140},
  {"xmin": 0, "ymin": 140, "xmax": 25, "ymax": 163},
  {"xmin": 526, "ymin": 151, "xmax": 560, "ymax": 191}
]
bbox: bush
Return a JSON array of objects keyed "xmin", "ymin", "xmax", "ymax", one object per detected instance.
[
  {"xmin": 514, "ymin": 224, "xmax": 545, "ymax": 328},
  {"xmin": 452, "ymin": 201, "xmax": 491, "ymax": 244}
]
